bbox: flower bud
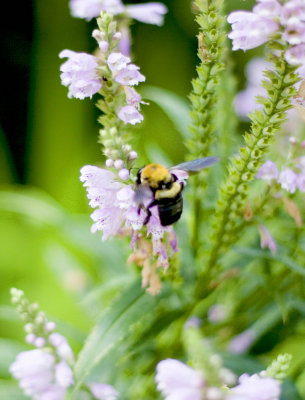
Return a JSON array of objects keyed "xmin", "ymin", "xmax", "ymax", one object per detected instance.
[
  {"xmin": 34, "ymin": 337, "xmax": 46, "ymax": 348},
  {"xmin": 114, "ymin": 159, "xmax": 124, "ymax": 169},
  {"xmin": 128, "ymin": 151, "xmax": 138, "ymax": 160},
  {"xmin": 25, "ymin": 333, "xmax": 36, "ymax": 344},
  {"xmin": 105, "ymin": 159, "xmax": 114, "ymax": 167}
]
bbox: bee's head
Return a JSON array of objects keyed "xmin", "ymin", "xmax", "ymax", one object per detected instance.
[{"xmin": 140, "ymin": 163, "xmax": 172, "ymax": 189}]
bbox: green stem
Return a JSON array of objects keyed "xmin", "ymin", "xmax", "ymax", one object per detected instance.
[
  {"xmin": 195, "ymin": 52, "xmax": 299, "ymax": 298},
  {"xmin": 187, "ymin": 0, "xmax": 226, "ymax": 252}
]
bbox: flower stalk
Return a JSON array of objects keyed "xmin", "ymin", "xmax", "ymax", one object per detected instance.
[
  {"xmin": 186, "ymin": 0, "xmax": 226, "ymax": 255},
  {"xmin": 195, "ymin": 51, "xmax": 299, "ymax": 296}
]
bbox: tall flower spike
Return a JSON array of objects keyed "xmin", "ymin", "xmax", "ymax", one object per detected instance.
[
  {"xmin": 186, "ymin": 0, "xmax": 226, "ymax": 253},
  {"xmin": 10, "ymin": 288, "xmax": 119, "ymax": 399},
  {"xmin": 195, "ymin": 4, "xmax": 301, "ymax": 293}
]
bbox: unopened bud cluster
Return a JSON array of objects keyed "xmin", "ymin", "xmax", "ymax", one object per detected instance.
[{"xmin": 11, "ymin": 288, "xmax": 57, "ymax": 349}]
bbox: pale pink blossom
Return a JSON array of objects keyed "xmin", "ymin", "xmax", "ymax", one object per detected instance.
[
  {"xmin": 118, "ymin": 105, "xmax": 144, "ymax": 125},
  {"xmin": 126, "ymin": 3, "xmax": 167, "ymax": 26},
  {"xmin": 227, "ymin": 373, "xmax": 281, "ymax": 400},
  {"xmin": 278, "ymin": 168, "xmax": 298, "ymax": 193},
  {"xmin": 281, "ymin": 0, "xmax": 305, "ymax": 26},
  {"xmin": 59, "ymin": 50, "xmax": 101, "ymax": 99},
  {"xmin": 253, "ymin": 0, "xmax": 282, "ymax": 19},
  {"xmin": 228, "ymin": 330, "xmax": 256, "ymax": 354},
  {"xmin": 10, "ymin": 349, "xmax": 73, "ymax": 399},
  {"xmin": 258, "ymin": 224, "xmax": 277, "ymax": 254},
  {"xmin": 107, "ymin": 52, "xmax": 131, "ymax": 74},
  {"xmin": 115, "ymin": 64, "xmax": 146, "ymax": 86},
  {"xmin": 296, "ymin": 173, "xmax": 305, "ymax": 191},
  {"xmin": 285, "ymin": 44, "xmax": 305, "ymax": 65},
  {"xmin": 227, "ymin": 11, "xmax": 278, "ymax": 51},
  {"xmin": 70, "ymin": 0, "xmax": 124, "ymax": 21},
  {"xmin": 155, "ymin": 358, "xmax": 205, "ymax": 400},
  {"xmin": 69, "ymin": 0, "xmax": 167, "ymax": 26},
  {"xmin": 256, "ymin": 161, "xmax": 279, "ymax": 183},
  {"xmin": 88, "ymin": 382, "xmax": 119, "ymax": 400},
  {"xmin": 282, "ymin": 23, "xmax": 305, "ymax": 45}
]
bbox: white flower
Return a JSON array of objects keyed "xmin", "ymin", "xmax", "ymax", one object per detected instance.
[
  {"xmin": 118, "ymin": 105, "xmax": 144, "ymax": 125},
  {"xmin": 107, "ymin": 52, "xmax": 131, "ymax": 74},
  {"xmin": 9, "ymin": 349, "xmax": 73, "ymax": 399},
  {"xmin": 125, "ymin": 3, "xmax": 167, "ymax": 26},
  {"xmin": 278, "ymin": 168, "xmax": 298, "ymax": 193},
  {"xmin": 227, "ymin": 373, "xmax": 281, "ymax": 400},
  {"xmin": 89, "ymin": 382, "xmax": 119, "ymax": 400},
  {"xmin": 155, "ymin": 358, "xmax": 205, "ymax": 400}
]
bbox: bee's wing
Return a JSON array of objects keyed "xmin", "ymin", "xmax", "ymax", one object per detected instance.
[
  {"xmin": 134, "ymin": 184, "xmax": 153, "ymax": 205},
  {"xmin": 169, "ymin": 157, "xmax": 219, "ymax": 172}
]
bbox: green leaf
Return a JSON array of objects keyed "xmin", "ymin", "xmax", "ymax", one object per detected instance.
[
  {"xmin": 70, "ymin": 280, "xmax": 161, "ymax": 397},
  {"xmin": 141, "ymin": 86, "xmax": 191, "ymax": 139},
  {"xmin": 233, "ymin": 246, "xmax": 305, "ymax": 277}
]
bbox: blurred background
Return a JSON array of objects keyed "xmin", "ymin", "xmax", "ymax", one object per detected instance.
[{"xmin": 2, "ymin": 0, "xmax": 305, "ymax": 398}]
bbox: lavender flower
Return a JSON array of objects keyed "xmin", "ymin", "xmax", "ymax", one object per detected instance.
[
  {"xmin": 125, "ymin": 3, "xmax": 167, "ymax": 26},
  {"xmin": 155, "ymin": 358, "xmax": 205, "ymax": 400},
  {"xmin": 107, "ymin": 52, "xmax": 131, "ymax": 74},
  {"xmin": 258, "ymin": 224, "xmax": 277, "ymax": 254},
  {"xmin": 228, "ymin": 0, "xmax": 305, "ymax": 66},
  {"xmin": 59, "ymin": 50, "xmax": 101, "ymax": 99},
  {"xmin": 256, "ymin": 161, "xmax": 279, "ymax": 183},
  {"xmin": 227, "ymin": 11, "xmax": 278, "ymax": 51},
  {"xmin": 10, "ymin": 349, "xmax": 73, "ymax": 399},
  {"xmin": 228, "ymin": 330, "xmax": 256, "ymax": 355},
  {"xmin": 278, "ymin": 168, "xmax": 298, "ymax": 193},
  {"xmin": 69, "ymin": 0, "xmax": 167, "ymax": 25},
  {"xmin": 227, "ymin": 373, "xmax": 281, "ymax": 400},
  {"xmin": 114, "ymin": 64, "xmax": 146, "ymax": 86},
  {"xmin": 284, "ymin": 44, "xmax": 305, "ymax": 65},
  {"xmin": 70, "ymin": 0, "xmax": 124, "ymax": 20},
  {"xmin": 296, "ymin": 173, "xmax": 305, "ymax": 191},
  {"xmin": 118, "ymin": 105, "xmax": 144, "ymax": 124},
  {"xmin": 88, "ymin": 382, "xmax": 119, "ymax": 400}
]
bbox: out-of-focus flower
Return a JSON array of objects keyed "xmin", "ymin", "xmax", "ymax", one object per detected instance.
[
  {"xmin": 88, "ymin": 382, "xmax": 119, "ymax": 400},
  {"xmin": 227, "ymin": 373, "xmax": 281, "ymax": 400},
  {"xmin": 253, "ymin": 0, "xmax": 282, "ymax": 18},
  {"xmin": 10, "ymin": 349, "xmax": 73, "ymax": 399},
  {"xmin": 208, "ymin": 304, "xmax": 227, "ymax": 323},
  {"xmin": 278, "ymin": 168, "xmax": 298, "ymax": 193},
  {"xmin": 118, "ymin": 105, "xmax": 144, "ymax": 124},
  {"xmin": 70, "ymin": 0, "xmax": 124, "ymax": 20},
  {"xmin": 228, "ymin": 330, "xmax": 256, "ymax": 355},
  {"xmin": 69, "ymin": 0, "xmax": 167, "ymax": 25},
  {"xmin": 125, "ymin": 3, "xmax": 167, "ymax": 26},
  {"xmin": 155, "ymin": 358, "xmax": 205, "ymax": 400},
  {"xmin": 59, "ymin": 50, "xmax": 101, "ymax": 99},
  {"xmin": 227, "ymin": 11, "xmax": 278, "ymax": 51},
  {"xmin": 296, "ymin": 173, "xmax": 305, "ymax": 191},
  {"xmin": 284, "ymin": 44, "xmax": 305, "ymax": 65},
  {"xmin": 258, "ymin": 224, "xmax": 277, "ymax": 254},
  {"xmin": 256, "ymin": 161, "xmax": 279, "ymax": 183}
]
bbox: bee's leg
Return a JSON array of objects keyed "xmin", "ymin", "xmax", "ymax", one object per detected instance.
[{"xmin": 143, "ymin": 199, "xmax": 158, "ymax": 225}]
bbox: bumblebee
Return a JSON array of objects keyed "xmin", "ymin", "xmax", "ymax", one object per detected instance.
[{"xmin": 135, "ymin": 157, "xmax": 219, "ymax": 226}]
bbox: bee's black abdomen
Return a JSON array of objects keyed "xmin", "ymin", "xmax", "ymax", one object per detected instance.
[{"xmin": 157, "ymin": 193, "xmax": 183, "ymax": 226}]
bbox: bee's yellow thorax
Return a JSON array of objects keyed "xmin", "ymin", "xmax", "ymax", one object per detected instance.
[{"xmin": 141, "ymin": 164, "xmax": 171, "ymax": 188}]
